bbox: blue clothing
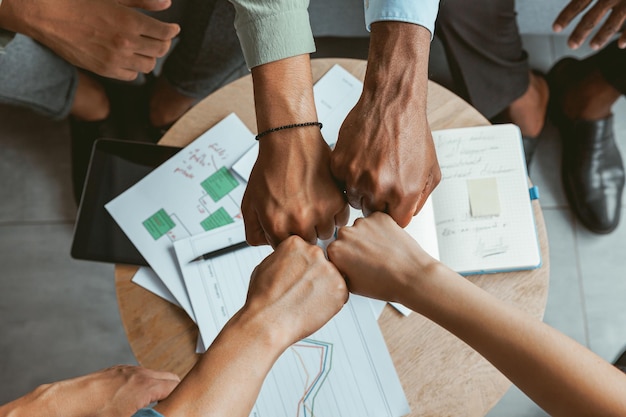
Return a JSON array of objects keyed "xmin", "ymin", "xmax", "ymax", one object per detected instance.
[
  {"xmin": 133, "ymin": 408, "xmax": 165, "ymax": 417},
  {"xmin": 366, "ymin": 0, "xmax": 440, "ymax": 38},
  {"xmin": 234, "ymin": 0, "xmax": 440, "ymax": 68}
]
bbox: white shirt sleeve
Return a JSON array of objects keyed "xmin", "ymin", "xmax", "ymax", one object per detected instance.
[{"xmin": 364, "ymin": 0, "xmax": 440, "ymax": 39}]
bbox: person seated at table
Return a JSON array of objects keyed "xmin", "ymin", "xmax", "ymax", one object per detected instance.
[
  {"xmin": 0, "ymin": 0, "xmax": 246, "ymax": 201},
  {"xmin": 327, "ymin": 212, "xmax": 626, "ymax": 416},
  {"xmin": 548, "ymin": 0, "xmax": 626, "ymax": 234},
  {"xmin": 434, "ymin": 0, "xmax": 625, "ymax": 234}
]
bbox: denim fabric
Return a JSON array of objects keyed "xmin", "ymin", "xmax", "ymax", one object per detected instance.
[
  {"xmin": 133, "ymin": 408, "xmax": 165, "ymax": 417},
  {"xmin": 0, "ymin": 34, "xmax": 77, "ymax": 119}
]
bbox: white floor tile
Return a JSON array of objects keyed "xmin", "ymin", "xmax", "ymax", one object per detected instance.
[
  {"xmin": 542, "ymin": 209, "xmax": 589, "ymax": 344},
  {"xmin": 485, "ymin": 385, "xmax": 548, "ymax": 417},
  {"xmin": 576, "ymin": 209, "xmax": 626, "ymax": 361},
  {"xmin": 529, "ymin": 121, "xmax": 569, "ymax": 209},
  {"xmin": 0, "ymin": 224, "xmax": 135, "ymax": 403},
  {"xmin": 0, "ymin": 105, "xmax": 76, "ymax": 223},
  {"xmin": 522, "ymin": 34, "xmax": 555, "ymax": 73}
]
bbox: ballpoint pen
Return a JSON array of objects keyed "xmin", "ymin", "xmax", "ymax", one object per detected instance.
[{"xmin": 189, "ymin": 240, "xmax": 250, "ymax": 262}]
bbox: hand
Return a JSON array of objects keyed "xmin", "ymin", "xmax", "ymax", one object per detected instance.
[
  {"xmin": 243, "ymin": 235, "xmax": 348, "ymax": 348},
  {"xmin": 0, "ymin": 0, "xmax": 180, "ymax": 80},
  {"xmin": 331, "ymin": 22, "xmax": 441, "ymax": 227},
  {"xmin": 244, "ymin": 55, "xmax": 349, "ymax": 248},
  {"xmin": 0, "ymin": 365, "xmax": 180, "ymax": 417},
  {"xmin": 332, "ymin": 90, "xmax": 440, "ymax": 226},
  {"xmin": 153, "ymin": 236, "xmax": 347, "ymax": 417},
  {"xmin": 242, "ymin": 131, "xmax": 349, "ymax": 248},
  {"xmin": 327, "ymin": 212, "xmax": 437, "ymax": 304},
  {"xmin": 553, "ymin": 0, "xmax": 626, "ymax": 50}
]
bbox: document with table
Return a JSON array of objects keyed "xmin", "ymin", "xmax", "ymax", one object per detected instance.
[
  {"xmin": 174, "ymin": 235, "xmax": 409, "ymax": 417},
  {"xmin": 106, "ymin": 64, "xmax": 541, "ymax": 417}
]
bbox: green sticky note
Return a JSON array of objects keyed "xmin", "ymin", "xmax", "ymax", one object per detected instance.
[
  {"xmin": 467, "ymin": 177, "xmax": 501, "ymax": 217},
  {"xmin": 143, "ymin": 209, "xmax": 175, "ymax": 240},
  {"xmin": 201, "ymin": 207, "xmax": 235, "ymax": 231},
  {"xmin": 201, "ymin": 167, "xmax": 239, "ymax": 202}
]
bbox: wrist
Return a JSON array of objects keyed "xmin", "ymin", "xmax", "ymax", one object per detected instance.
[
  {"xmin": 229, "ymin": 306, "xmax": 293, "ymax": 356},
  {"xmin": 256, "ymin": 125, "xmax": 329, "ymax": 169},
  {"xmin": 395, "ymin": 257, "xmax": 447, "ymax": 310},
  {"xmin": 251, "ymin": 54, "xmax": 318, "ymax": 133}
]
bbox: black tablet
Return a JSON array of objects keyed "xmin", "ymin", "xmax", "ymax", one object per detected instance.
[{"xmin": 71, "ymin": 139, "xmax": 181, "ymax": 265}]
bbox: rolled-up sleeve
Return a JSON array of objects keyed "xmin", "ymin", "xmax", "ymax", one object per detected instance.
[
  {"xmin": 364, "ymin": 0, "xmax": 440, "ymax": 38},
  {"xmin": 229, "ymin": 0, "xmax": 315, "ymax": 68}
]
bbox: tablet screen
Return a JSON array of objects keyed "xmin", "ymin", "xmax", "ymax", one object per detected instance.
[{"xmin": 71, "ymin": 139, "xmax": 181, "ymax": 265}]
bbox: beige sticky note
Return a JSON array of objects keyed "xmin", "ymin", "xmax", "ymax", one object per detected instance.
[{"xmin": 467, "ymin": 177, "xmax": 500, "ymax": 217}]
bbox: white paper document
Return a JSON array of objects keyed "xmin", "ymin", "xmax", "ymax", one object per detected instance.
[
  {"xmin": 173, "ymin": 234, "xmax": 409, "ymax": 417},
  {"xmin": 106, "ymin": 113, "xmax": 256, "ymax": 319}
]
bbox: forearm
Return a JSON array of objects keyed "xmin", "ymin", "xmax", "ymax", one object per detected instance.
[
  {"xmin": 401, "ymin": 264, "xmax": 626, "ymax": 416},
  {"xmin": 251, "ymin": 54, "xmax": 318, "ymax": 132},
  {"xmin": 0, "ymin": 0, "xmax": 30, "ymax": 34},
  {"xmin": 153, "ymin": 309, "xmax": 287, "ymax": 417},
  {"xmin": 363, "ymin": 21, "xmax": 431, "ymax": 114},
  {"xmin": 0, "ymin": 383, "xmax": 60, "ymax": 417}
]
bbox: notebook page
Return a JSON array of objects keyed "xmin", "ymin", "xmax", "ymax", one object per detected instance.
[{"xmin": 431, "ymin": 124, "xmax": 541, "ymax": 274}]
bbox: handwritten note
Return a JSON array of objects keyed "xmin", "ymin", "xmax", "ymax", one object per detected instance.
[{"xmin": 430, "ymin": 124, "xmax": 541, "ymax": 274}]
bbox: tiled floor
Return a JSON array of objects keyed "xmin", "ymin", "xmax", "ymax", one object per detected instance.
[{"xmin": 1, "ymin": 33, "xmax": 625, "ymax": 415}]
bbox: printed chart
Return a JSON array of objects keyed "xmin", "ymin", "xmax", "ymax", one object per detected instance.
[
  {"xmin": 106, "ymin": 114, "xmax": 256, "ymax": 319},
  {"xmin": 173, "ymin": 235, "xmax": 410, "ymax": 417}
]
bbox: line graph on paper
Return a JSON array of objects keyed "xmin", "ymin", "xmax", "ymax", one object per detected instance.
[
  {"xmin": 290, "ymin": 339, "xmax": 333, "ymax": 417},
  {"xmin": 250, "ymin": 338, "xmax": 337, "ymax": 417}
]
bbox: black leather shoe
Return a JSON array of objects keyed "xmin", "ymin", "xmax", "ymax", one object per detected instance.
[
  {"xmin": 548, "ymin": 57, "xmax": 625, "ymax": 234},
  {"xmin": 560, "ymin": 116, "xmax": 624, "ymax": 234}
]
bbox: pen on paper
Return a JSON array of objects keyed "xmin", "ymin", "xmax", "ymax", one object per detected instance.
[{"xmin": 189, "ymin": 241, "xmax": 249, "ymax": 263}]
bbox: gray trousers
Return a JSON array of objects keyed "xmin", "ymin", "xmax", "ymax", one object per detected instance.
[
  {"xmin": 435, "ymin": 0, "xmax": 626, "ymax": 119},
  {"xmin": 0, "ymin": 0, "xmax": 245, "ymax": 120},
  {"xmin": 435, "ymin": 0, "xmax": 529, "ymax": 120}
]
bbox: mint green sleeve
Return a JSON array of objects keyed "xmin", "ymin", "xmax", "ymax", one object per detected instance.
[
  {"xmin": 365, "ymin": 0, "xmax": 440, "ymax": 39},
  {"xmin": 229, "ymin": 0, "xmax": 315, "ymax": 68}
]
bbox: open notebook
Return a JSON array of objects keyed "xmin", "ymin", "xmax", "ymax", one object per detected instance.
[{"xmin": 406, "ymin": 123, "xmax": 542, "ymax": 275}]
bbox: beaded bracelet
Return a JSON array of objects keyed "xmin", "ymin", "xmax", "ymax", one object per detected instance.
[{"xmin": 255, "ymin": 122, "xmax": 323, "ymax": 140}]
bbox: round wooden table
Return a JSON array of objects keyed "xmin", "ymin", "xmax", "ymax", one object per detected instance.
[{"xmin": 115, "ymin": 58, "xmax": 550, "ymax": 417}]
